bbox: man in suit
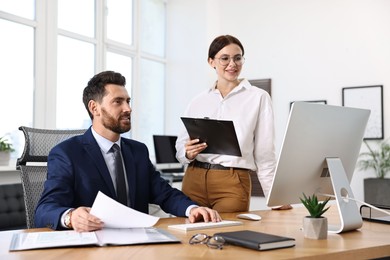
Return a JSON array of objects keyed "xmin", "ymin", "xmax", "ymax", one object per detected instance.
[{"xmin": 35, "ymin": 71, "xmax": 221, "ymax": 232}]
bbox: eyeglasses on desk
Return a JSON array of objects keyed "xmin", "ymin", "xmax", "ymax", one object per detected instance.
[{"xmin": 189, "ymin": 233, "xmax": 226, "ymax": 250}]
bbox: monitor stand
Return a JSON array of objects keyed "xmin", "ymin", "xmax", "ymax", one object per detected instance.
[{"xmin": 325, "ymin": 157, "xmax": 363, "ymax": 233}]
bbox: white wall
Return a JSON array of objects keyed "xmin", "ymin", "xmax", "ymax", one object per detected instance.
[{"xmin": 166, "ymin": 0, "xmax": 390, "ymax": 202}]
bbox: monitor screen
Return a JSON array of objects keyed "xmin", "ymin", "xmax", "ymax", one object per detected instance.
[
  {"xmin": 153, "ymin": 135, "xmax": 180, "ymax": 164},
  {"xmin": 267, "ymin": 102, "xmax": 370, "ymax": 207}
]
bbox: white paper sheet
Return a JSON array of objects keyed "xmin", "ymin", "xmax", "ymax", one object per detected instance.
[
  {"xmin": 90, "ymin": 191, "xmax": 159, "ymax": 228},
  {"xmin": 94, "ymin": 228, "xmax": 179, "ymax": 245},
  {"xmin": 95, "ymin": 228, "xmax": 148, "ymax": 245},
  {"xmin": 9, "ymin": 228, "xmax": 180, "ymax": 251},
  {"xmin": 9, "ymin": 231, "xmax": 98, "ymax": 251}
]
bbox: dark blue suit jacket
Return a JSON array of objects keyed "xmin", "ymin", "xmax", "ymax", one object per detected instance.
[{"xmin": 35, "ymin": 128, "xmax": 195, "ymax": 229}]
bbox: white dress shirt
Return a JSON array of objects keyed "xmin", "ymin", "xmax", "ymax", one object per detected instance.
[
  {"xmin": 175, "ymin": 79, "xmax": 276, "ymax": 197},
  {"xmin": 91, "ymin": 127, "xmax": 129, "ymax": 196}
]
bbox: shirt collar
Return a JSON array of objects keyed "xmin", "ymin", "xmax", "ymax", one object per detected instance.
[
  {"xmin": 209, "ymin": 78, "xmax": 250, "ymax": 94},
  {"xmin": 91, "ymin": 127, "xmax": 121, "ymax": 154}
]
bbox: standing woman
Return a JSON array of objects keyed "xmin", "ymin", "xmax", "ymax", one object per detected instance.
[{"xmin": 175, "ymin": 35, "xmax": 276, "ymax": 212}]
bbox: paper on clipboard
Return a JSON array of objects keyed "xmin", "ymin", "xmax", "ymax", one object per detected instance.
[{"xmin": 180, "ymin": 117, "xmax": 242, "ymax": 156}]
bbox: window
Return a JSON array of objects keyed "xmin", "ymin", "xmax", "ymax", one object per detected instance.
[
  {"xmin": 58, "ymin": 0, "xmax": 94, "ymax": 37},
  {"xmin": 0, "ymin": 11, "xmax": 34, "ymax": 161},
  {"xmin": 107, "ymin": 0, "xmax": 133, "ymax": 45},
  {"xmin": 0, "ymin": 0, "xmax": 166, "ymax": 164},
  {"xmin": 56, "ymin": 36, "xmax": 95, "ymax": 129},
  {"xmin": 0, "ymin": 0, "xmax": 34, "ymax": 19},
  {"xmin": 138, "ymin": 59, "xmax": 165, "ymax": 150},
  {"xmin": 140, "ymin": 0, "xmax": 165, "ymax": 56}
]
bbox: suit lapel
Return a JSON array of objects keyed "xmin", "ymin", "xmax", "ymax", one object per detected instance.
[{"xmin": 82, "ymin": 128, "xmax": 117, "ymax": 198}]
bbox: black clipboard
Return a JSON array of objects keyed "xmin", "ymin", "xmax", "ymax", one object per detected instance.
[{"xmin": 180, "ymin": 117, "xmax": 242, "ymax": 156}]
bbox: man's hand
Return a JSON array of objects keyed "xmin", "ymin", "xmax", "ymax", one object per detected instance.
[
  {"xmin": 70, "ymin": 207, "xmax": 104, "ymax": 232},
  {"xmin": 185, "ymin": 139, "xmax": 207, "ymax": 160},
  {"xmin": 188, "ymin": 207, "xmax": 222, "ymax": 223}
]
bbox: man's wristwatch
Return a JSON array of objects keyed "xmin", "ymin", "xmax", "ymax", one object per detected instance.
[{"xmin": 64, "ymin": 209, "xmax": 74, "ymax": 229}]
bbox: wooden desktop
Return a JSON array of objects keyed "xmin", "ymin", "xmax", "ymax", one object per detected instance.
[{"xmin": 1, "ymin": 207, "xmax": 389, "ymax": 259}]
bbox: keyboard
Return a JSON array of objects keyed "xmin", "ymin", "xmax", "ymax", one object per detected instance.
[{"xmin": 168, "ymin": 220, "xmax": 243, "ymax": 231}]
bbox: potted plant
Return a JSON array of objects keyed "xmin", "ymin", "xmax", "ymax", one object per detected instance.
[
  {"xmin": 0, "ymin": 136, "xmax": 15, "ymax": 166},
  {"xmin": 357, "ymin": 140, "xmax": 390, "ymax": 207},
  {"xmin": 300, "ymin": 193, "xmax": 330, "ymax": 239}
]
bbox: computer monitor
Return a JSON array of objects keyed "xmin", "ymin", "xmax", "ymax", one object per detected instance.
[
  {"xmin": 267, "ymin": 102, "xmax": 370, "ymax": 233},
  {"xmin": 152, "ymin": 135, "xmax": 184, "ymax": 175}
]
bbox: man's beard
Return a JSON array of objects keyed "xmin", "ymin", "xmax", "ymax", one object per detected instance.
[{"xmin": 101, "ymin": 108, "xmax": 131, "ymax": 134}]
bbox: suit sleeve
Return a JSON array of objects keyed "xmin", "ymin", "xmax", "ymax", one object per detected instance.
[
  {"xmin": 34, "ymin": 145, "xmax": 76, "ymax": 230},
  {"xmin": 130, "ymin": 141, "xmax": 196, "ymax": 216}
]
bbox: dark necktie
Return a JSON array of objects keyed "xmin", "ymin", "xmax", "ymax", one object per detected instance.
[{"xmin": 111, "ymin": 143, "xmax": 128, "ymax": 206}]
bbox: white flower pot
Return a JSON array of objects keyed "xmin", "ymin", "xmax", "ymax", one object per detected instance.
[
  {"xmin": 303, "ymin": 217, "xmax": 328, "ymax": 239},
  {"xmin": 0, "ymin": 151, "xmax": 11, "ymax": 166}
]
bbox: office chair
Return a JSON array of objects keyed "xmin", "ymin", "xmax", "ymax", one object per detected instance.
[{"xmin": 16, "ymin": 126, "xmax": 86, "ymax": 228}]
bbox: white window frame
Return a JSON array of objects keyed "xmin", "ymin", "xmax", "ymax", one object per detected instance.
[{"xmin": 1, "ymin": 0, "xmax": 167, "ymax": 145}]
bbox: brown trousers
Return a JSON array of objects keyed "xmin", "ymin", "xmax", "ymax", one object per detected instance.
[{"xmin": 181, "ymin": 165, "xmax": 252, "ymax": 213}]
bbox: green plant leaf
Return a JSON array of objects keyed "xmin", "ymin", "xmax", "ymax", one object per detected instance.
[
  {"xmin": 0, "ymin": 136, "xmax": 15, "ymax": 152},
  {"xmin": 300, "ymin": 193, "xmax": 331, "ymax": 218},
  {"xmin": 358, "ymin": 140, "xmax": 390, "ymax": 178}
]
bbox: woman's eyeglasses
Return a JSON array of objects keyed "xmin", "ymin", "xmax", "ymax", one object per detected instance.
[
  {"xmin": 189, "ymin": 233, "xmax": 226, "ymax": 250},
  {"xmin": 215, "ymin": 55, "xmax": 245, "ymax": 66}
]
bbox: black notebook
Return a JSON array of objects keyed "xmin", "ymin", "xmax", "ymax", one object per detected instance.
[
  {"xmin": 214, "ymin": 230, "xmax": 295, "ymax": 251},
  {"xmin": 180, "ymin": 117, "xmax": 242, "ymax": 156}
]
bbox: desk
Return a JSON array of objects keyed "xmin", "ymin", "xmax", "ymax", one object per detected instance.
[{"xmin": 1, "ymin": 207, "xmax": 389, "ymax": 259}]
